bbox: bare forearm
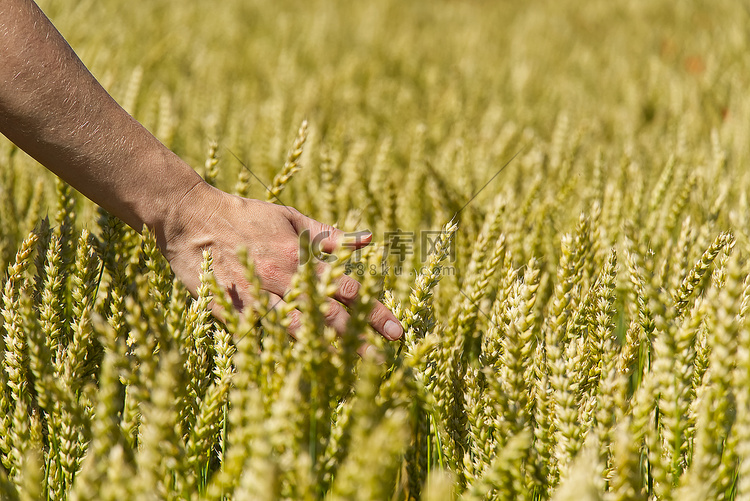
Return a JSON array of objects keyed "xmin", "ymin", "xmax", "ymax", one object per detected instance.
[
  {"xmin": 0, "ymin": 0, "xmax": 203, "ymax": 247},
  {"xmin": 0, "ymin": 0, "xmax": 404, "ymax": 341}
]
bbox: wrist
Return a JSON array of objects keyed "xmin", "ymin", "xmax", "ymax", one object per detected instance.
[{"xmin": 133, "ymin": 148, "xmax": 208, "ymax": 255}]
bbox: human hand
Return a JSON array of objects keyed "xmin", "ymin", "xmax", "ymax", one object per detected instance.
[
  {"xmin": 0, "ymin": 0, "xmax": 402, "ymax": 343},
  {"xmin": 161, "ymin": 180, "xmax": 404, "ymax": 341}
]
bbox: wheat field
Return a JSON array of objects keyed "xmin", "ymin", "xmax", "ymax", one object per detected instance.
[{"xmin": 2, "ymin": 0, "xmax": 750, "ymax": 499}]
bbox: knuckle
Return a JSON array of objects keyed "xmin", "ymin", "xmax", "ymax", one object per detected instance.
[
  {"xmin": 279, "ymin": 241, "xmax": 300, "ymax": 265},
  {"xmin": 337, "ymin": 278, "xmax": 360, "ymax": 302},
  {"xmin": 324, "ymin": 302, "xmax": 343, "ymax": 323},
  {"xmin": 367, "ymin": 303, "xmax": 389, "ymax": 327},
  {"xmin": 254, "ymin": 260, "xmax": 285, "ymax": 286},
  {"xmin": 287, "ymin": 310, "xmax": 302, "ymax": 331}
]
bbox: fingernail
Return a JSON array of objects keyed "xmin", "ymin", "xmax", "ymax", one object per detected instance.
[
  {"xmin": 355, "ymin": 230, "xmax": 372, "ymax": 240},
  {"xmin": 384, "ymin": 320, "xmax": 403, "ymax": 340},
  {"xmin": 343, "ymin": 230, "xmax": 372, "ymax": 248}
]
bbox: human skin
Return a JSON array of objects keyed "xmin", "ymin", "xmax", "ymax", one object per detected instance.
[{"xmin": 0, "ymin": 0, "xmax": 403, "ymax": 342}]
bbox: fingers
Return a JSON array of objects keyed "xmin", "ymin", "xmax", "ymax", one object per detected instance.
[
  {"xmin": 289, "ymin": 211, "xmax": 372, "ymax": 254},
  {"xmin": 320, "ymin": 295, "xmax": 403, "ymax": 344},
  {"xmin": 263, "ymin": 291, "xmax": 304, "ymax": 335},
  {"xmin": 280, "ymin": 278, "xmax": 402, "ymax": 342},
  {"xmin": 333, "ymin": 274, "xmax": 404, "ymax": 341},
  {"xmin": 367, "ymin": 301, "xmax": 404, "ymax": 340},
  {"xmin": 255, "ymin": 205, "xmax": 401, "ymax": 342},
  {"xmin": 266, "ymin": 292, "xmax": 300, "ymax": 331},
  {"xmin": 339, "ymin": 229, "xmax": 373, "ymax": 250},
  {"xmin": 286, "ymin": 299, "xmax": 389, "ymax": 364},
  {"xmin": 284, "ymin": 297, "xmax": 351, "ymax": 336},
  {"xmin": 287, "ymin": 299, "xmax": 379, "ymax": 362},
  {"xmin": 322, "ymin": 300, "xmax": 352, "ymax": 333}
]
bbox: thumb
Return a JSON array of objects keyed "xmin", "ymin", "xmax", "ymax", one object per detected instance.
[{"xmin": 293, "ymin": 215, "xmax": 372, "ymax": 254}]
